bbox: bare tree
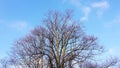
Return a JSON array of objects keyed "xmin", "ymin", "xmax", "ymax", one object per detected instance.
[
  {"xmin": 78, "ymin": 57, "xmax": 119, "ymax": 68},
  {"xmin": 101, "ymin": 57, "xmax": 118, "ymax": 68},
  {"xmin": 9, "ymin": 10, "xmax": 105, "ymax": 68},
  {"xmin": 80, "ymin": 61, "xmax": 98, "ymax": 68},
  {"xmin": 0, "ymin": 58, "xmax": 9, "ymax": 68}
]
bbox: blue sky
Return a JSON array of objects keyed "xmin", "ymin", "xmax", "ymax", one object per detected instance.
[{"xmin": 0, "ymin": 0, "xmax": 120, "ymax": 59}]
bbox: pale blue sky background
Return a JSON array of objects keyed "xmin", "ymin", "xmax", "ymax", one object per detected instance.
[{"xmin": 0, "ymin": 0, "xmax": 120, "ymax": 59}]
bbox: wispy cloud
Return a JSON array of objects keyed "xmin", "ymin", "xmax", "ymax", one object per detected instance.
[
  {"xmin": 0, "ymin": 20, "xmax": 29, "ymax": 32},
  {"xmin": 103, "ymin": 15, "xmax": 120, "ymax": 37},
  {"xmin": 70, "ymin": 0, "xmax": 81, "ymax": 8},
  {"xmin": 91, "ymin": 1, "xmax": 109, "ymax": 9},
  {"xmin": 80, "ymin": 6, "xmax": 91, "ymax": 21},
  {"xmin": 107, "ymin": 47, "xmax": 120, "ymax": 56},
  {"xmin": 69, "ymin": 0, "xmax": 91, "ymax": 21},
  {"xmin": 10, "ymin": 21, "xmax": 28, "ymax": 31},
  {"xmin": 108, "ymin": 48, "xmax": 115, "ymax": 55},
  {"xmin": 104, "ymin": 15, "xmax": 120, "ymax": 28},
  {"xmin": 62, "ymin": 0, "xmax": 110, "ymax": 20},
  {"xmin": 91, "ymin": 1, "xmax": 110, "ymax": 17}
]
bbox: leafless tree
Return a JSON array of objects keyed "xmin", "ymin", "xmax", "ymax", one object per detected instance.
[
  {"xmin": 0, "ymin": 58, "xmax": 9, "ymax": 68},
  {"xmin": 80, "ymin": 61, "xmax": 98, "ymax": 68},
  {"xmin": 78, "ymin": 57, "xmax": 119, "ymax": 68},
  {"xmin": 101, "ymin": 57, "xmax": 118, "ymax": 68},
  {"xmin": 9, "ymin": 10, "xmax": 105, "ymax": 68}
]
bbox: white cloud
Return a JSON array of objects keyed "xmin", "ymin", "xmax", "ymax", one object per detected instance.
[
  {"xmin": 103, "ymin": 15, "xmax": 120, "ymax": 37},
  {"xmin": 62, "ymin": 0, "xmax": 110, "ymax": 20},
  {"xmin": 104, "ymin": 15, "xmax": 120, "ymax": 28},
  {"xmin": 70, "ymin": 0, "xmax": 81, "ymax": 8},
  {"xmin": 91, "ymin": 1, "xmax": 109, "ymax": 9},
  {"xmin": 68, "ymin": 0, "xmax": 91, "ymax": 21},
  {"xmin": 107, "ymin": 48, "xmax": 120, "ymax": 56},
  {"xmin": 10, "ymin": 21, "xmax": 28, "ymax": 31},
  {"xmin": 80, "ymin": 6, "xmax": 91, "ymax": 21},
  {"xmin": 91, "ymin": 1, "xmax": 110, "ymax": 17},
  {"xmin": 0, "ymin": 20, "xmax": 29, "ymax": 32},
  {"xmin": 108, "ymin": 48, "xmax": 115, "ymax": 55}
]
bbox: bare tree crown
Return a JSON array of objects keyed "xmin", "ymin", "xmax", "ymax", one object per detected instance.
[{"xmin": 9, "ymin": 10, "xmax": 104, "ymax": 68}]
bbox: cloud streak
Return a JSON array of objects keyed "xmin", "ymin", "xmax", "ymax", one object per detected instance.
[
  {"xmin": 91, "ymin": 1, "xmax": 110, "ymax": 17},
  {"xmin": 62, "ymin": 0, "xmax": 110, "ymax": 21},
  {"xmin": 104, "ymin": 15, "xmax": 120, "ymax": 28},
  {"xmin": 108, "ymin": 48, "xmax": 115, "ymax": 55},
  {"xmin": 10, "ymin": 21, "xmax": 28, "ymax": 31},
  {"xmin": 91, "ymin": 1, "xmax": 109, "ymax": 9},
  {"xmin": 80, "ymin": 6, "xmax": 91, "ymax": 21},
  {"xmin": 0, "ymin": 19, "xmax": 32, "ymax": 33},
  {"xmin": 69, "ymin": 0, "xmax": 91, "ymax": 21}
]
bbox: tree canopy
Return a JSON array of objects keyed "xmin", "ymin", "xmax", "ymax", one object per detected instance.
[{"xmin": 1, "ymin": 10, "xmax": 119, "ymax": 68}]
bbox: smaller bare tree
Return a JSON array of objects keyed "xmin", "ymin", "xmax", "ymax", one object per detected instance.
[
  {"xmin": 102, "ymin": 57, "xmax": 118, "ymax": 68},
  {"xmin": 0, "ymin": 58, "xmax": 9, "ymax": 68},
  {"xmin": 79, "ymin": 57, "xmax": 119, "ymax": 68}
]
